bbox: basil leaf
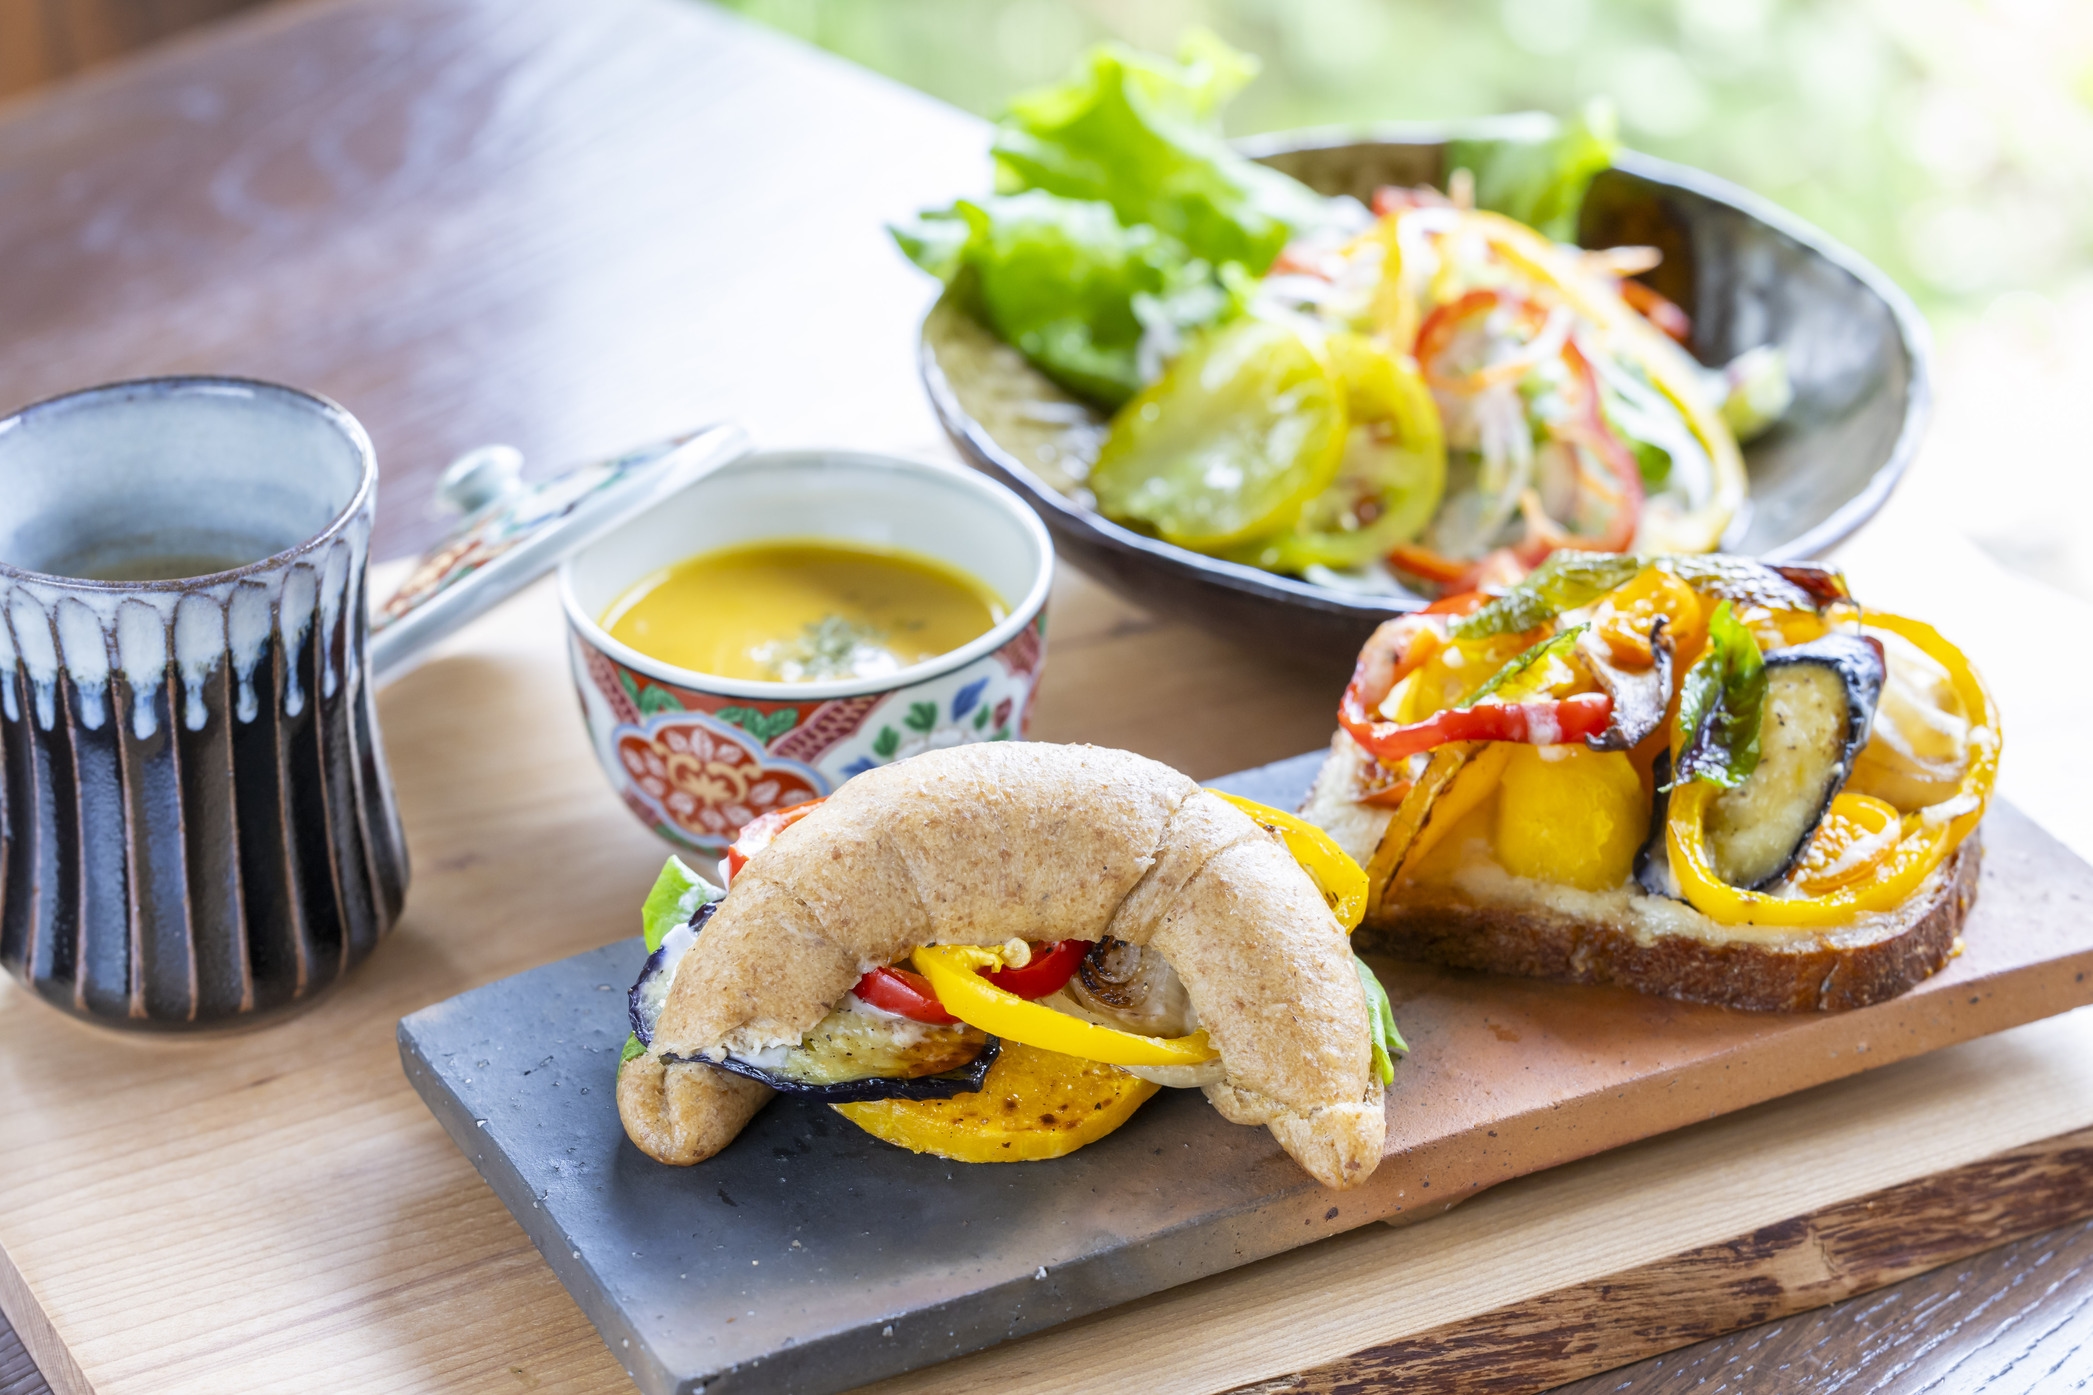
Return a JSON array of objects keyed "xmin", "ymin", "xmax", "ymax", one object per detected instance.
[
  {"xmin": 641, "ymin": 856, "xmax": 722, "ymax": 952},
  {"xmin": 1661, "ymin": 555, "xmax": 1841, "ymax": 615},
  {"xmin": 1355, "ymin": 956, "xmax": 1407, "ymax": 1086},
  {"xmin": 1457, "ymin": 625, "xmax": 1589, "ymax": 709},
  {"xmin": 620, "ymin": 1033, "xmax": 646, "ymax": 1064},
  {"xmin": 1449, "ymin": 553, "xmax": 1643, "ymax": 638},
  {"xmin": 1673, "ymin": 600, "xmax": 1767, "ymax": 790}
]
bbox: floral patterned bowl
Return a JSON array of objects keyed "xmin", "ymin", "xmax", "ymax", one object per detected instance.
[{"xmin": 559, "ymin": 449, "xmax": 1054, "ymax": 860}]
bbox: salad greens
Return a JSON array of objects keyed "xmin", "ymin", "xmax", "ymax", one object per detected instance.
[
  {"xmin": 641, "ymin": 855, "xmax": 721, "ymax": 953},
  {"xmin": 992, "ymin": 30, "xmax": 1326, "ymax": 271},
  {"xmin": 1446, "ymin": 102, "xmax": 1620, "ymax": 243},
  {"xmin": 895, "ymin": 192, "xmax": 1239, "ymax": 406},
  {"xmin": 900, "ymin": 33, "xmax": 1764, "ymax": 584},
  {"xmin": 893, "ymin": 32, "xmax": 1316, "ymax": 407},
  {"xmin": 1354, "ymin": 956, "xmax": 1408, "ymax": 1085},
  {"xmin": 1673, "ymin": 600, "xmax": 1768, "ymax": 790}
]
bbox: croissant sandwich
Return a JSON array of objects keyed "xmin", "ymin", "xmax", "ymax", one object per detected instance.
[
  {"xmin": 616, "ymin": 742, "xmax": 1406, "ymax": 1189},
  {"xmin": 1302, "ymin": 553, "xmax": 1998, "ymax": 1012}
]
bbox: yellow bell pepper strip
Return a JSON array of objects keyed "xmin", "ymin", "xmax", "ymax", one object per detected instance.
[
  {"xmin": 1207, "ymin": 791, "xmax": 1369, "ymax": 931},
  {"xmin": 1665, "ymin": 612, "xmax": 1998, "ymax": 929},
  {"xmin": 911, "ymin": 944, "xmax": 1219, "ymax": 1067},
  {"xmin": 1364, "ymin": 741, "xmax": 1482, "ymax": 902},
  {"xmin": 1399, "ymin": 740, "xmax": 1516, "ymax": 877},
  {"xmin": 1789, "ymin": 792, "xmax": 1903, "ymax": 896}
]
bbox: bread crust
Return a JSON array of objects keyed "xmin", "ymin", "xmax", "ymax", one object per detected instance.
[{"xmin": 1356, "ymin": 837, "xmax": 1980, "ymax": 1012}]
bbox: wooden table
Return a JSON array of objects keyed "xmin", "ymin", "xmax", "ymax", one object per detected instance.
[{"xmin": 2, "ymin": 2, "xmax": 2091, "ymax": 1392}]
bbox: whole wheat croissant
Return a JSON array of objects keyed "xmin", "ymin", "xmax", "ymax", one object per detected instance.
[{"xmin": 618, "ymin": 742, "xmax": 1385, "ymax": 1188}]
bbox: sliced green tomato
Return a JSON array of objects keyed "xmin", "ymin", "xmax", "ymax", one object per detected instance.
[
  {"xmin": 1091, "ymin": 317, "xmax": 1346, "ymax": 551},
  {"xmin": 1229, "ymin": 334, "xmax": 1446, "ymax": 571}
]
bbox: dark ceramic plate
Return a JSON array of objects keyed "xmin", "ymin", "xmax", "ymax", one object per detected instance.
[{"xmin": 920, "ymin": 128, "xmax": 1931, "ymax": 671}]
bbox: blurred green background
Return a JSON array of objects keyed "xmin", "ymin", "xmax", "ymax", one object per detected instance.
[
  {"xmin": 712, "ymin": 0, "xmax": 2093, "ymax": 601},
  {"xmin": 712, "ymin": 0, "xmax": 2092, "ymax": 323}
]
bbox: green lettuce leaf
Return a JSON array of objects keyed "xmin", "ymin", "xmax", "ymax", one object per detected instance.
[
  {"xmin": 1446, "ymin": 100, "xmax": 1619, "ymax": 242},
  {"xmin": 641, "ymin": 856, "xmax": 722, "ymax": 952},
  {"xmin": 1673, "ymin": 600, "xmax": 1767, "ymax": 789},
  {"xmin": 895, "ymin": 191, "xmax": 1242, "ymax": 407},
  {"xmin": 992, "ymin": 30, "xmax": 1324, "ymax": 274},
  {"xmin": 620, "ymin": 1033, "xmax": 646, "ymax": 1064},
  {"xmin": 1355, "ymin": 956, "xmax": 1408, "ymax": 1085}
]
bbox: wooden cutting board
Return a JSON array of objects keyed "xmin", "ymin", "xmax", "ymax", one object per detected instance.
[
  {"xmin": 392, "ymin": 747, "xmax": 2093, "ymax": 1395},
  {"xmin": 3, "ymin": 515, "xmax": 2091, "ymax": 1395}
]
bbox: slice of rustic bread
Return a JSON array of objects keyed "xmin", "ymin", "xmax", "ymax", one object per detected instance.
[{"xmin": 1303, "ymin": 735, "xmax": 1981, "ymax": 1013}]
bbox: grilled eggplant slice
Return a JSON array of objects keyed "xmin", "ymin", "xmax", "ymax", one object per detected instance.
[
  {"xmin": 1703, "ymin": 634, "xmax": 1885, "ymax": 889},
  {"xmin": 1635, "ymin": 750, "xmax": 1682, "ymax": 899},
  {"xmin": 630, "ymin": 902, "xmax": 998, "ymax": 1102},
  {"xmin": 628, "ymin": 902, "xmax": 717, "ymax": 1047},
  {"xmin": 696, "ymin": 1008, "xmax": 999, "ymax": 1102},
  {"xmin": 1580, "ymin": 618, "xmax": 1675, "ymax": 752}
]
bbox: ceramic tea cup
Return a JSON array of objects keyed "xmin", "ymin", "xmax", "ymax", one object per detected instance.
[
  {"xmin": 560, "ymin": 449, "xmax": 1054, "ymax": 859},
  {"xmin": 0, "ymin": 377, "xmax": 408, "ymax": 1029}
]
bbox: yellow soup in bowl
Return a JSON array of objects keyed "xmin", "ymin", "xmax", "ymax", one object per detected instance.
[{"xmin": 601, "ymin": 538, "xmax": 1007, "ymax": 683}]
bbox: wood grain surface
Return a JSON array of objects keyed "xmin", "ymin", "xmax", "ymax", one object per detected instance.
[
  {"xmin": 2, "ymin": 1, "xmax": 2093, "ymax": 1393},
  {"xmin": 1552, "ymin": 1217, "xmax": 2093, "ymax": 1394},
  {"xmin": 0, "ymin": 0, "xmax": 998, "ymax": 564},
  {"xmin": 0, "ymin": 1316, "xmax": 51, "ymax": 1395},
  {"xmin": 1221, "ymin": 1126, "xmax": 2093, "ymax": 1395}
]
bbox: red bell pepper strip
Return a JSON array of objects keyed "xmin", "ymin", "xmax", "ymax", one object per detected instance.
[
  {"xmin": 853, "ymin": 965, "xmax": 958, "ymax": 1024},
  {"xmin": 724, "ymin": 798, "xmax": 825, "ymax": 883},
  {"xmin": 1414, "ymin": 290, "xmax": 1557, "ymax": 394},
  {"xmin": 1617, "ymin": 279, "xmax": 1692, "ymax": 344},
  {"xmin": 983, "ymin": 939, "xmax": 1087, "ymax": 998},
  {"xmin": 1513, "ymin": 341, "xmax": 1643, "ymax": 564},
  {"xmin": 1340, "ymin": 688, "xmax": 1612, "ymax": 762},
  {"xmin": 853, "ymin": 938, "xmax": 1084, "ymax": 1024}
]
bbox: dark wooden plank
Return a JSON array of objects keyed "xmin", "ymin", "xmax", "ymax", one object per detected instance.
[
  {"xmin": 0, "ymin": 0, "xmax": 988, "ymax": 562},
  {"xmin": 1229, "ymin": 1126, "xmax": 2093, "ymax": 1395},
  {"xmin": 0, "ymin": 1305, "xmax": 51, "ymax": 1395},
  {"xmin": 1550, "ymin": 1217, "xmax": 2093, "ymax": 1393}
]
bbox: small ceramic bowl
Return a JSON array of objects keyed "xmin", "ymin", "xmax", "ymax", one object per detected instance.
[{"xmin": 560, "ymin": 449, "xmax": 1054, "ymax": 857}]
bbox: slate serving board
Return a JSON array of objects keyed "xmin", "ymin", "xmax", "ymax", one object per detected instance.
[{"xmin": 398, "ymin": 752, "xmax": 2093, "ymax": 1395}]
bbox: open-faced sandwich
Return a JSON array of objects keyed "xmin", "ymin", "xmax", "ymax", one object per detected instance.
[
  {"xmin": 1301, "ymin": 553, "xmax": 1998, "ymax": 1011},
  {"xmin": 616, "ymin": 742, "xmax": 1406, "ymax": 1189}
]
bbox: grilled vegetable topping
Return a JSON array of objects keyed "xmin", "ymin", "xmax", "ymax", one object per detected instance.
[
  {"xmin": 1673, "ymin": 600, "xmax": 1767, "ymax": 791},
  {"xmin": 1448, "ymin": 551, "xmax": 1642, "ymax": 639},
  {"xmin": 695, "ymin": 1005, "xmax": 1000, "ymax": 1103},
  {"xmin": 1662, "ymin": 612, "xmax": 1993, "ymax": 927},
  {"xmin": 835, "ymin": 1041, "xmax": 1158, "ymax": 1162},
  {"xmin": 1699, "ymin": 633, "xmax": 1884, "ymax": 889},
  {"xmin": 1635, "ymin": 750, "xmax": 1682, "ymax": 899},
  {"xmin": 629, "ymin": 902, "xmax": 719, "ymax": 1046},
  {"xmin": 914, "ymin": 943, "xmax": 1219, "ymax": 1067},
  {"xmin": 1578, "ymin": 618, "xmax": 1673, "ymax": 752}
]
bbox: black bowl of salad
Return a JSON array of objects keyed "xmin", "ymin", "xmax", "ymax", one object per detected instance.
[{"xmin": 905, "ymin": 38, "xmax": 1929, "ymax": 672}]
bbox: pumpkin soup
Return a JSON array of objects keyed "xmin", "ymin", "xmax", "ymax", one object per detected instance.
[{"xmin": 602, "ymin": 538, "xmax": 1005, "ymax": 683}]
